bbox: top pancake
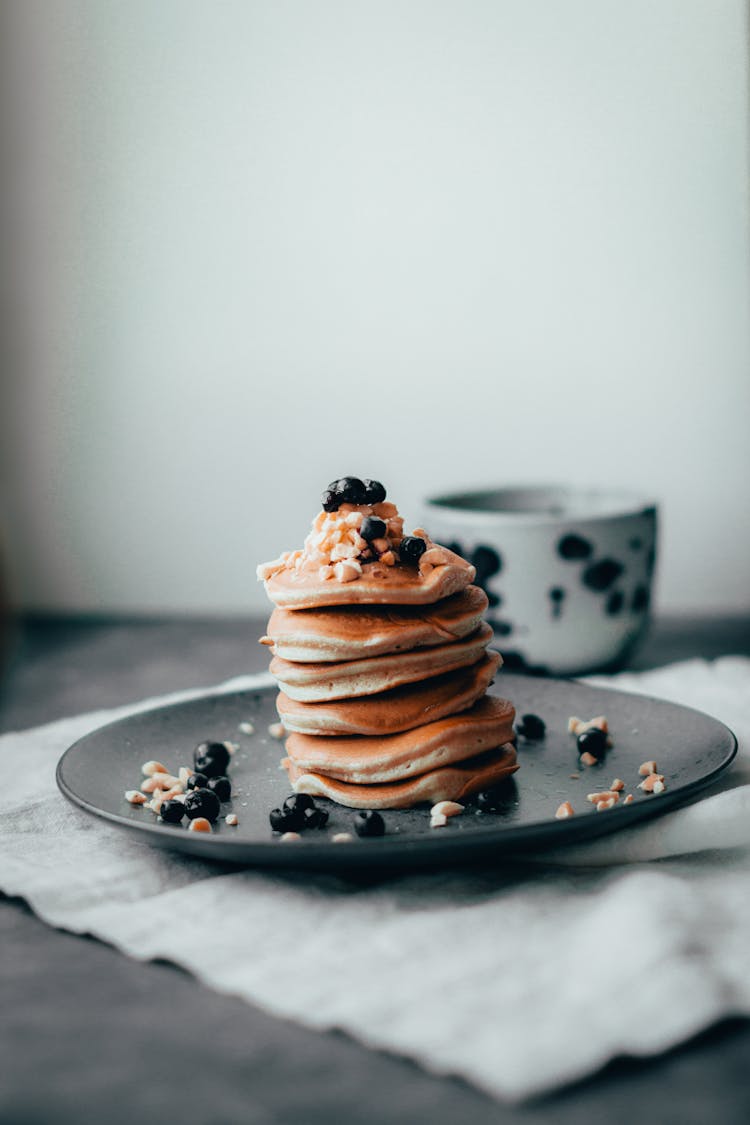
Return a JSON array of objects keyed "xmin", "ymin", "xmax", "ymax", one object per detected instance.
[
  {"xmin": 262, "ymin": 548, "xmax": 475, "ymax": 609},
  {"xmin": 261, "ymin": 586, "xmax": 488, "ymax": 662}
]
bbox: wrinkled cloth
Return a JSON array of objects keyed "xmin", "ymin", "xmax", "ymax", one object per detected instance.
[{"xmin": 1, "ymin": 658, "xmax": 749, "ymax": 1101}]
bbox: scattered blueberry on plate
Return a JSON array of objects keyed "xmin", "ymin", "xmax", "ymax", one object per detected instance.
[
  {"xmin": 207, "ymin": 775, "xmax": 232, "ymax": 801},
  {"xmin": 353, "ymin": 810, "xmax": 385, "ymax": 837},
  {"xmin": 184, "ymin": 789, "xmax": 221, "ymax": 823},
  {"xmin": 576, "ymin": 728, "xmax": 608, "ymax": 759},
  {"xmin": 193, "ymin": 741, "xmax": 231, "ymax": 778},
  {"xmin": 187, "ymin": 772, "xmax": 209, "ymax": 791},
  {"xmin": 159, "ymin": 799, "xmax": 185, "ymax": 824},
  {"xmin": 516, "ymin": 713, "xmax": 546, "ymax": 740}
]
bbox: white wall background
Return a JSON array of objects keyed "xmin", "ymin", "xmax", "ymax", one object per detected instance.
[{"xmin": 1, "ymin": 0, "xmax": 748, "ymax": 615}]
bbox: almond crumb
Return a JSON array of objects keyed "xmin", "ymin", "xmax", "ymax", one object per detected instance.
[
  {"xmin": 125, "ymin": 790, "xmax": 147, "ymax": 805},
  {"xmin": 569, "ymin": 773, "xmax": 580, "ymax": 780},
  {"xmin": 268, "ymin": 722, "xmax": 286, "ymax": 739},
  {"xmin": 280, "ymin": 832, "xmax": 301, "ymax": 842},
  {"xmin": 238, "ymin": 721, "xmax": 255, "ymax": 735},
  {"xmin": 638, "ymin": 760, "xmax": 658, "ymax": 776},
  {"xmin": 225, "ymin": 813, "xmax": 239, "ymax": 826},
  {"xmin": 580, "ymin": 751, "xmax": 598, "ymax": 767},
  {"xmin": 587, "ymin": 791, "xmax": 620, "ymax": 805},
  {"xmin": 596, "ymin": 797, "xmax": 616, "ymax": 811},
  {"xmin": 141, "ymin": 760, "xmax": 170, "ymax": 777},
  {"xmin": 623, "ymin": 794, "xmax": 634, "ymax": 805},
  {"xmin": 430, "ymin": 801, "xmax": 464, "ymax": 819},
  {"xmin": 638, "ymin": 773, "xmax": 666, "ymax": 793},
  {"xmin": 568, "ymin": 715, "xmax": 608, "ymax": 736},
  {"xmin": 610, "ymin": 778, "xmax": 625, "ymax": 792},
  {"xmin": 555, "ymin": 801, "xmax": 575, "ymax": 819},
  {"xmin": 430, "ymin": 813, "xmax": 449, "ymax": 828},
  {"xmin": 188, "ymin": 818, "xmax": 212, "ymax": 833},
  {"xmin": 332, "ymin": 832, "xmax": 353, "ymax": 843}
]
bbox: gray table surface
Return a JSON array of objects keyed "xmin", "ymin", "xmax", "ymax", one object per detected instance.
[{"xmin": 1, "ymin": 613, "xmax": 749, "ymax": 1125}]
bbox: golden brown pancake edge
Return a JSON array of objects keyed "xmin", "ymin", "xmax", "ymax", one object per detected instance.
[
  {"xmin": 285, "ymin": 742, "xmax": 519, "ymax": 809},
  {"xmin": 276, "ymin": 651, "xmax": 501, "ymax": 736}
]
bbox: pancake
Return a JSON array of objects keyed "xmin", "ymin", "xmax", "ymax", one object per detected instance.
[
  {"xmin": 270, "ymin": 622, "xmax": 493, "ymax": 702},
  {"xmin": 262, "ymin": 548, "xmax": 475, "ymax": 609},
  {"xmin": 285, "ymin": 742, "xmax": 518, "ymax": 809},
  {"xmin": 261, "ymin": 586, "xmax": 488, "ymax": 663},
  {"xmin": 276, "ymin": 651, "xmax": 501, "ymax": 736},
  {"xmin": 283, "ymin": 695, "xmax": 516, "ymax": 783}
]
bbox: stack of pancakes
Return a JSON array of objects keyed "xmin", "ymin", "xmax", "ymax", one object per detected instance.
[{"xmin": 259, "ymin": 529, "xmax": 518, "ymax": 810}]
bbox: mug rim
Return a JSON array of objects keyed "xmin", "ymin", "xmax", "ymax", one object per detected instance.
[{"xmin": 424, "ymin": 484, "xmax": 657, "ymax": 525}]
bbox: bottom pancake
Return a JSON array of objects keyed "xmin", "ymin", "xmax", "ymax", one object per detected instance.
[{"xmin": 284, "ymin": 742, "xmax": 518, "ymax": 809}]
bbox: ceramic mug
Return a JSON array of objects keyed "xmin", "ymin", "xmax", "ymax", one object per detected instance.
[{"xmin": 421, "ymin": 485, "xmax": 658, "ymax": 676}]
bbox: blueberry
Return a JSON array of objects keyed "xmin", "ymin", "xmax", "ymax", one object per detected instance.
[
  {"xmin": 186, "ymin": 772, "xmax": 209, "ymax": 791},
  {"xmin": 184, "ymin": 789, "xmax": 221, "ymax": 823},
  {"xmin": 476, "ymin": 790, "xmax": 505, "ymax": 812},
  {"xmin": 360, "ymin": 516, "xmax": 386, "ymax": 542},
  {"xmin": 399, "ymin": 536, "xmax": 426, "ymax": 565},
  {"xmin": 159, "ymin": 799, "xmax": 185, "ymax": 824},
  {"xmin": 353, "ymin": 810, "xmax": 385, "ymax": 837},
  {"xmin": 194, "ymin": 741, "xmax": 231, "ymax": 778},
  {"xmin": 280, "ymin": 793, "xmax": 315, "ymax": 828},
  {"xmin": 363, "ymin": 479, "xmax": 386, "ymax": 504},
  {"xmin": 283, "ymin": 793, "xmax": 315, "ymax": 814},
  {"xmin": 207, "ymin": 775, "xmax": 232, "ymax": 802},
  {"xmin": 577, "ymin": 727, "xmax": 608, "ymax": 759},
  {"xmin": 328, "ymin": 477, "xmax": 366, "ymax": 505},
  {"xmin": 322, "ymin": 489, "xmax": 338, "ymax": 512},
  {"xmin": 303, "ymin": 805, "xmax": 329, "ymax": 829},
  {"xmin": 269, "ymin": 807, "xmax": 295, "ymax": 832},
  {"xmin": 516, "ymin": 713, "xmax": 546, "ymax": 740}
]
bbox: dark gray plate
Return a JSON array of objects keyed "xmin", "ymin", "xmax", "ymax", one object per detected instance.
[{"xmin": 56, "ymin": 674, "xmax": 737, "ymax": 870}]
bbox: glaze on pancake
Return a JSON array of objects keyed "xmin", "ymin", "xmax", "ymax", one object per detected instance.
[
  {"xmin": 276, "ymin": 652, "xmax": 501, "ymax": 736},
  {"xmin": 286, "ymin": 742, "xmax": 518, "ymax": 809},
  {"xmin": 270, "ymin": 622, "xmax": 494, "ymax": 701},
  {"xmin": 260, "ymin": 586, "xmax": 488, "ymax": 663},
  {"xmin": 263, "ymin": 548, "xmax": 475, "ymax": 609},
  {"xmin": 283, "ymin": 695, "xmax": 515, "ymax": 783}
]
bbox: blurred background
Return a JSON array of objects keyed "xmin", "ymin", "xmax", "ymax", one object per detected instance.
[{"xmin": 1, "ymin": 0, "xmax": 748, "ymax": 617}]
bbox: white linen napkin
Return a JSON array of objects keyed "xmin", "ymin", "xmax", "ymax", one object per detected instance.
[{"xmin": 1, "ymin": 657, "xmax": 749, "ymax": 1102}]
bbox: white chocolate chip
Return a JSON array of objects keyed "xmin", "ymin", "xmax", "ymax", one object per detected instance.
[
  {"xmin": 225, "ymin": 814, "xmax": 239, "ymax": 826},
  {"xmin": 238, "ymin": 721, "xmax": 255, "ymax": 736},
  {"xmin": 430, "ymin": 813, "xmax": 448, "ymax": 828}
]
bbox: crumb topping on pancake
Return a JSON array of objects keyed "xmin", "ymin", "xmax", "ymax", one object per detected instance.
[{"xmin": 257, "ymin": 479, "xmax": 470, "ymax": 593}]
